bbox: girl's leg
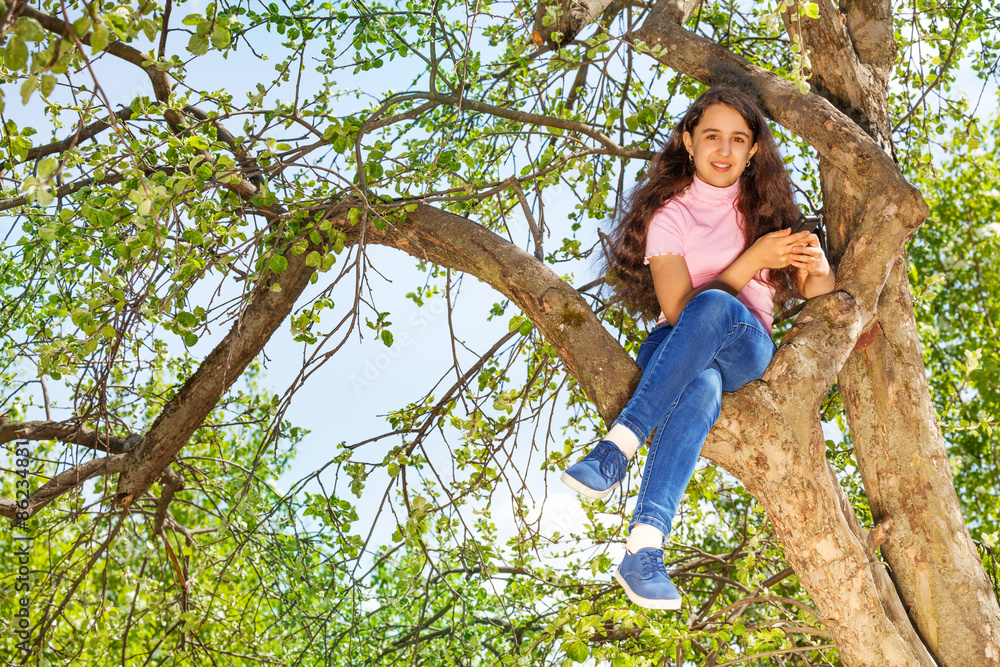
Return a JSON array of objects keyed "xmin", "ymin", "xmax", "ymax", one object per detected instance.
[
  {"xmin": 628, "ymin": 366, "xmax": 722, "ymax": 538},
  {"xmin": 613, "ymin": 289, "xmax": 774, "ymax": 444},
  {"xmin": 562, "ymin": 290, "xmax": 774, "ymax": 498},
  {"xmin": 562, "ymin": 290, "xmax": 773, "ymax": 499}
]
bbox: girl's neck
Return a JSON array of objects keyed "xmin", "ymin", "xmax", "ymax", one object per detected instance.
[{"xmin": 689, "ymin": 174, "xmax": 739, "ymax": 201}]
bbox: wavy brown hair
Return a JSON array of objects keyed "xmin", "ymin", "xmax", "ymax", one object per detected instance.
[{"xmin": 605, "ymin": 86, "xmax": 801, "ymax": 320}]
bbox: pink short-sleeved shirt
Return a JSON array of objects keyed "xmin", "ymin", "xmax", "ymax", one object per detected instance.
[{"xmin": 644, "ymin": 176, "xmax": 775, "ymax": 333}]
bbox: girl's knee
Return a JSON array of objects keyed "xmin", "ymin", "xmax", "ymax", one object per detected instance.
[
  {"xmin": 685, "ymin": 372, "xmax": 722, "ymax": 415},
  {"xmin": 689, "ymin": 289, "xmax": 737, "ymax": 310},
  {"xmin": 682, "ymin": 290, "xmax": 740, "ymax": 325}
]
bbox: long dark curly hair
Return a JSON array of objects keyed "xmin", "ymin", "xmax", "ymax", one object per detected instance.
[{"xmin": 605, "ymin": 87, "xmax": 801, "ymax": 320}]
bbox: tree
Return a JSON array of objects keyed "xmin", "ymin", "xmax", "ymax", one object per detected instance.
[{"xmin": 0, "ymin": 0, "xmax": 998, "ymax": 664}]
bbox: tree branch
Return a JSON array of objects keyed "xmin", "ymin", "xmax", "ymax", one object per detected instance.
[
  {"xmin": 0, "ymin": 453, "xmax": 128, "ymax": 521},
  {"xmin": 629, "ymin": 1, "xmax": 903, "ymax": 190},
  {"xmin": 22, "ymin": 6, "xmax": 183, "ymax": 127},
  {"xmin": 0, "ymin": 415, "xmax": 133, "ymax": 454}
]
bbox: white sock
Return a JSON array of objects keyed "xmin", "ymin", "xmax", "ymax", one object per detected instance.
[
  {"xmin": 606, "ymin": 424, "xmax": 642, "ymax": 460},
  {"xmin": 626, "ymin": 524, "xmax": 665, "ymax": 554}
]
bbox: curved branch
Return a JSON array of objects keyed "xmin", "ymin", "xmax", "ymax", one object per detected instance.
[
  {"xmin": 0, "ymin": 415, "xmax": 133, "ymax": 454},
  {"xmin": 630, "ymin": 0, "xmax": 904, "ymax": 191},
  {"xmin": 0, "ymin": 453, "xmax": 128, "ymax": 521},
  {"xmin": 5, "ymin": 108, "xmax": 136, "ymax": 168},
  {"xmin": 22, "ymin": 6, "xmax": 183, "ymax": 127}
]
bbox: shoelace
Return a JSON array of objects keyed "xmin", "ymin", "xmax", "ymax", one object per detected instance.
[
  {"xmin": 643, "ymin": 551, "xmax": 667, "ymax": 577},
  {"xmin": 599, "ymin": 442, "xmax": 627, "ymax": 477}
]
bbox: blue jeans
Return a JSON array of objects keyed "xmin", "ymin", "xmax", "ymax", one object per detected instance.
[{"xmin": 614, "ymin": 290, "xmax": 775, "ymax": 536}]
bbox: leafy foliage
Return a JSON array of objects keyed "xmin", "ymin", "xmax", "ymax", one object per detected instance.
[{"xmin": 0, "ymin": 0, "xmax": 996, "ymax": 664}]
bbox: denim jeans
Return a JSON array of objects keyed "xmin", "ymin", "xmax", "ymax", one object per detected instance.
[{"xmin": 614, "ymin": 290, "xmax": 776, "ymax": 537}]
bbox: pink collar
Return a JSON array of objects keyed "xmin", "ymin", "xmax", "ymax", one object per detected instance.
[{"xmin": 688, "ymin": 175, "xmax": 739, "ymax": 203}]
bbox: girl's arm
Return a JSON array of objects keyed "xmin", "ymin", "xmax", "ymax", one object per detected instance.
[
  {"xmin": 792, "ymin": 233, "xmax": 836, "ymax": 298},
  {"xmin": 650, "ymin": 228, "xmax": 813, "ymax": 326}
]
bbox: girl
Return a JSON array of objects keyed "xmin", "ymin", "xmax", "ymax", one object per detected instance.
[{"xmin": 562, "ymin": 87, "xmax": 835, "ymax": 610}]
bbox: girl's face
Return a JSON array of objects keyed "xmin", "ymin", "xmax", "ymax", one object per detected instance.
[{"xmin": 682, "ymin": 104, "xmax": 758, "ymax": 189}]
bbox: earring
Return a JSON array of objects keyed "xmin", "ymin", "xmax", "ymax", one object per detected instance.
[
  {"xmin": 688, "ymin": 153, "xmax": 694, "ymax": 163},
  {"xmin": 746, "ymin": 156, "xmax": 754, "ymax": 169}
]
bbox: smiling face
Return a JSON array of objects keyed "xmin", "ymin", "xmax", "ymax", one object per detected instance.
[{"xmin": 682, "ymin": 103, "xmax": 758, "ymax": 189}]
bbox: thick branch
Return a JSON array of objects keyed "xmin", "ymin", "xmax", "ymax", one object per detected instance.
[
  {"xmin": 112, "ymin": 209, "xmax": 313, "ymax": 506},
  {"xmin": 12, "ymin": 108, "xmax": 136, "ymax": 167},
  {"xmin": 630, "ymin": 1, "xmax": 902, "ymax": 193},
  {"xmin": 23, "ymin": 6, "xmax": 183, "ymax": 127},
  {"xmin": 841, "ymin": 0, "xmax": 896, "ymax": 74},
  {"xmin": 0, "ymin": 415, "xmax": 132, "ymax": 454},
  {"xmin": 353, "ymin": 204, "xmax": 641, "ymax": 423},
  {"xmin": 780, "ymin": 0, "xmax": 891, "ymax": 146},
  {"xmin": 0, "ymin": 453, "xmax": 128, "ymax": 521}
]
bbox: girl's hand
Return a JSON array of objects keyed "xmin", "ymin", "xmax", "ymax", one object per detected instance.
[
  {"xmin": 747, "ymin": 228, "xmax": 812, "ymax": 270},
  {"xmin": 791, "ymin": 233, "xmax": 830, "ymax": 277}
]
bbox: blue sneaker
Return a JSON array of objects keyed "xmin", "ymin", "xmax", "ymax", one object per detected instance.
[
  {"xmin": 560, "ymin": 440, "xmax": 628, "ymax": 499},
  {"xmin": 614, "ymin": 548, "xmax": 682, "ymax": 610}
]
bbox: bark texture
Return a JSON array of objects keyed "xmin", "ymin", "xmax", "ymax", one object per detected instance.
[
  {"xmin": 839, "ymin": 260, "xmax": 1000, "ymax": 665},
  {"xmin": 797, "ymin": 0, "xmax": 1000, "ymax": 661}
]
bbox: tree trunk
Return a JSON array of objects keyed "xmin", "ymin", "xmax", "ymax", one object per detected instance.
[
  {"xmin": 839, "ymin": 259, "xmax": 1000, "ymax": 665},
  {"xmin": 800, "ymin": 0, "xmax": 1000, "ymax": 655}
]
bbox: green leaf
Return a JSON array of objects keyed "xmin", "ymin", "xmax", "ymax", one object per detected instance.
[
  {"xmin": 268, "ymin": 255, "xmax": 288, "ymax": 273},
  {"xmin": 72, "ymin": 17, "xmax": 93, "ymax": 37},
  {"xmin": 186, "ymin": 135, "xmax": 210, "ymax": 150},
  {"xmin": 5, "ymin": 37, "xmax": 28, "ymax": 71},
  {"xmin": 381, "ymin": 330, "xmax": 393, "ymax": 347},
  {"xmin": 20, "ymin": 74, "xmax": 37, "ymax": 105},
  {"xmin": 40, "ymin": 74, "xmax": 56, "ymax": 97},
  {"xmin": 141, "ymin": 18, "xmax": 158, "ymax": 41},
  {"xmin": 16, "ymin": 17, "xmax": 46, "ymax": 42},
  {"xmin": 34, "ymin": 186, "xmax": 53, "ymax": 207},
  {"xmin": 565, "ymin": 642, "xmax": 588, "ymax": 663},
  {"xmin": 211, "ymin": 26, "xmax": 231, "ymax": 50},
  {"xmin": 305, "ymin": 250, "xmax": 321, "ymax": 267},
  {"xmin": 37, "ymin": 156, "xmax": 59, "ymax": 179},
  {"xmin": 38, "ymin": 227, "xmax": 56, "ymax": 242},
  {"xmin": 508, "ymin": 315, "xmax": 525, "ymax": 333},
  {"xmin": 804, "ymin": 2, "xmax": 819, "ymax": 18},
  {"xmin": 332, "ymin": 136, "xmax": 351, "ymax": 153},
  {"xmin": 91, "ymin": 23, "xmax": 110, "ymax": 53},
  {"xmin": 187, "ymin": 33, "xmax": 209, "ymax": 56},
  {"xmin": 183, "ymin": 332, "xmax": 199, "ymax": 346}
]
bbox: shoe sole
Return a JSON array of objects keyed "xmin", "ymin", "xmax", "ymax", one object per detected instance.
[
  {"xmin": 560, "ymin": 471, "xmax": 618, "ymax": 500},
  {"xmin": 614, "ymin": 569, "xmax": 682, "ymax": 610}
]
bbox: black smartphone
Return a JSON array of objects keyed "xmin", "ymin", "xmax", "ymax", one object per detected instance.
[{"xmin": 791, "ymin": 214, "xmax": 822, "ymax": 235}]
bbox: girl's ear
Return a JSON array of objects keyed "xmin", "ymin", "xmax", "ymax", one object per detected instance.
[
  {"xmin": 749, "ymin": 143, "xmax": 759, "ymax": 160},
  {"xmin": 682, "ymin": 131, "xmax": 693, "ymax": 156}
]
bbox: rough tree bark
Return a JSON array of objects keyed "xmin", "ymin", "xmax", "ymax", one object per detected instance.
[{"xmin": 785, "ymin": 0, "xmax": 1000, "ymax": 663}]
